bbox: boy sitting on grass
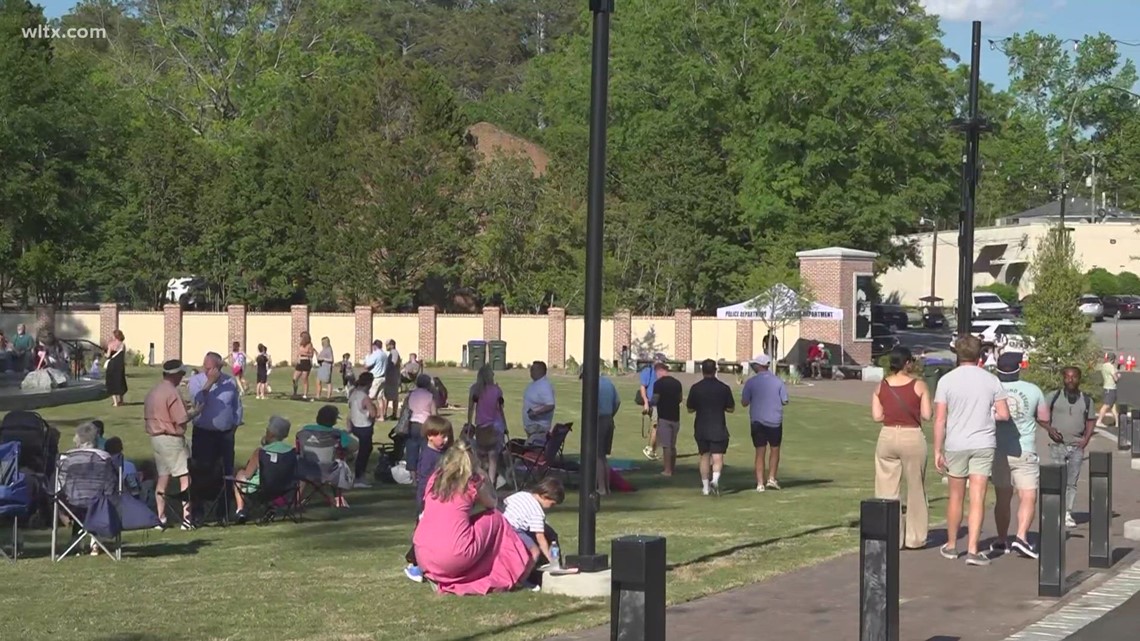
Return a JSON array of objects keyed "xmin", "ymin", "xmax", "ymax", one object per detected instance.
[{"xmin": 503, "ymin": 477, "xmax": 565, "ymax": 566}]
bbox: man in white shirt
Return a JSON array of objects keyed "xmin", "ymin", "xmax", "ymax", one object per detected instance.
[
  {"xmin": 522, "ymin": 361, "xmax": 556, "ymax": 445},
  {"xmin": 363, "ymin": 340, "xmax": 388, "ymax": 415}
]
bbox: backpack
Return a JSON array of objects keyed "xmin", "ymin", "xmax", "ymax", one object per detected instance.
[{"xmin": 1049, "ymin": 390, "xmax": 1092, "ymax": 420}]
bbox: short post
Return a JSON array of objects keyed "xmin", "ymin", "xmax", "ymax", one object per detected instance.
[
  {"xmin": 1039, "ymin": 464, "xmax": 1066, "ymax": 597},
  {"xmin": 1132, "ymin": 410, "xmax": 1140, "ymax": 461},
  {"xmin": 1118, "ymin": 404, "xmax": 1131, "ymax": 450},
  {"xmin": 148, "ymin": 343, "xmax": 155, "ymax": 367},
  {"xmin": 859, "ymin": 499, "xmax": 900, "ymax": 641},
  {"xmin": 1089, "ymin": 452, "xmax": 1113, "ymax": 569},
  {"xmin": 611, "ymin": 535, "xmax": 666, "ymax": 641}
]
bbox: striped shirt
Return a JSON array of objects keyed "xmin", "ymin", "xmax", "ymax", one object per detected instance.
[{"xmin": 503, "ymin": 492, "xmax": 546, "ymax": 533}]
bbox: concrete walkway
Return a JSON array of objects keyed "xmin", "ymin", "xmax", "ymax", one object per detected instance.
[{"xmin": 550, "ymin": 438, "xmax": 1140, "ymax": 641}]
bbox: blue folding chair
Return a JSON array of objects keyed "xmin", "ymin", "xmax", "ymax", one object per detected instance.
[{"xmin": 0, "ymin": 441, "xmax": 31, "ymax": 561}]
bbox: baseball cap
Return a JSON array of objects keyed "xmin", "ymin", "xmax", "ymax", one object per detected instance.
[
  {"xmin": 653, "ymin": 352, "xmax": 667, "ymax": 362},
  {"xmin": 750, "ymin": 354, "xmax": 771, "ymax": 367},
  {"xmin": 996, "ymin": 352, "xmax": 1022, "ymax": 381},
  {"xmin": 162, "ymin": 359, "xmax": 188, "ymax": 375}
]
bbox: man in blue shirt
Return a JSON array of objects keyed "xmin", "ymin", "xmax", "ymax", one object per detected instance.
[
  {"xmin": 188, "ymin": 351, "xmax": 245, "ymax": 491},
  {"xmin": 741, "ymin": 354, "xmax": 789, "ymax": 492},
  {"xmin": 639, "ymin": 353, "xmax": 667, "ymax": 461},
  {"xmin": 363, "ymin": 340, "xmax": 388, "ymax": 414},
  {"xmin": 583, "ymin": 372, "xmax": 621, "ymax": 494},
  {"xmin": 523, "ymin": 361, "xmax": 556, "ymax": 444}
]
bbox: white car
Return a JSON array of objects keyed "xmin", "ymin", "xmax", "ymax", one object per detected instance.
[
  {"xmin": 949, "ymin": 320, "xmax": 1033, "ymax": 353},
  {"xmin": 971, "ymin": 292, "xmax": 1010, "ymax": 319},
  {"xmin": 1079, "ymin": 295, "xmax": 1104, "ymax": 322}
]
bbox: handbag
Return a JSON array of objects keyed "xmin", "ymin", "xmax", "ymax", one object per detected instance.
[{"xmin": 393, "ymin": 402, "xmax": 413, "ymax": 436}]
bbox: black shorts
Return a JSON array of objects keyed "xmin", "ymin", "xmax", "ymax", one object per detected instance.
[
  {"xmin": 598, "ymin": 415, "xmax": 616, "ymax": 456},
  {"xmin": 256, "ymin": 370, "xmax": 268, "ymax": 384},
  {"xmin": 750, "ymin": 422, "xmax": 783, "ymax": 448},
  {"xmin": 696, "ymin": 439, "xmax": 728, "ymax": 455},
  {"xmin": 295, "ymin": 359, "xmax": 312, "ymax": 373}
]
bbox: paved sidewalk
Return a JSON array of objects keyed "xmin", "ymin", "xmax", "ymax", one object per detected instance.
[{"xmin": 551, "ymin": 438, "xmax": 1140, "ymax": 641}]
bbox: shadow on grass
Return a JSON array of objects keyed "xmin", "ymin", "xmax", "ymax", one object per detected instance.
[
  {"xmin": 94, "ymin": 634, "xmax": 190, "ymax": 641},
  {"xmin": 667, "ymin": 521, "xmax": 857, "ymax": 572},
  {"xmin": 127, "ymin": 538, "xmax": 213, "ymax": 558},
  {"xmin": 446, "ymin": 604, "xmax": 599, "ymax": 641}
]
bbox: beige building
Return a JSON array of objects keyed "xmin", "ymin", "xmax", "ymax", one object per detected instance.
[{"xmin": 880, "ymin": 198, "xmax": 1140, "ymax": 307}]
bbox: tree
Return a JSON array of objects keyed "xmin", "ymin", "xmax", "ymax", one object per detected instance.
[
  {"xmin": 1023, "ymin": 228, "xmax": 1097, "ymax": 388},
  {"xmin": 1117, "ymin": 271, "xmax": 1140, "ymax": 296},
  {"xmin": 1084, "ymin": 268, "xmax": 1119, "ymax": 297}
]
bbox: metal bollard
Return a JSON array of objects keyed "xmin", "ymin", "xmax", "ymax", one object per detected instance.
[
  {"xmin": 1118, "ymin": 404, "xmax": 1131, "ymax": 450},
  {"xmin": 1039, "ymin": 464, "xmax": 1067, "ymax": 597},
  {"xmin": 860, "ymin": 499, "xmax": 900, "ymax": 641},
  {"xmin": 148, "ymin": 342, "xmax": 155, "ymax": 367},
  {"xmin": 611, "ymin": 535, "xmax": 666, "ymax": 641},
  {"xmin": 1089, "ymin": 452, "xmax": 1113, "ymax": 569},
  {"xmin": 1132, "ymin": 410, "xmax": 1140, "ymax": 460}
]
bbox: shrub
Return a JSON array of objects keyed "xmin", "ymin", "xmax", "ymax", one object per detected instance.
[
  {"xmin": 1085, "ymin": 267, "xmax": 1118, "ymax": 297},
  {"xmin": 977, "ymin": 282, "xmax": 1019, "ymax": 304},
  {"xmin": 1023, "ymin": 228, "xmax": 1093, "ymax": 385}
]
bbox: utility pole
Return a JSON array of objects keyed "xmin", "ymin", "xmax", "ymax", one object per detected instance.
[{"xmin": 930, "ymin": 225, "xmax": 938, "ymax": 301}]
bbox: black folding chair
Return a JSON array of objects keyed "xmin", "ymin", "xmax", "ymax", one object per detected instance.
[
  {"xmin": 229, "ymin": 448, "xmax": 302, "ymax": 524},
  {"xmin": 157, "ymin": 456, "xmax": 228, "ymax": 528},
  {"xmin": 0, "ymin": 442, "xmax": 30, "ymax": 561},
  {"xmin": 295, "ymin": 428, "xmax": 347, "ymax": 507},
  {"xmin": 507, "ymin": 423, "xmax": 573, "ymax": 487},
  {"xmin": 51, "ymin": 449, "xmax": 121, "ymax": 561}
]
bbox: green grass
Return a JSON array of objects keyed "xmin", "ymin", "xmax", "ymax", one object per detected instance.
[{"xmin": 3, "ymin": 368, "xmax": 946, "ymax": 641}]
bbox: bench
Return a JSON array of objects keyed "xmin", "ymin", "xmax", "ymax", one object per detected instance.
[
  {"xmin": 717, "ymin": 362, "xmax": 743, "ymax": 375},
  {"xmin": 634, "ymin": 359, "xmax": 687, "ymax": 373}
]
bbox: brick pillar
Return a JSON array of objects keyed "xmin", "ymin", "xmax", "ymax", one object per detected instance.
[
  {"xmin": 483, "ymin": 306, "xmax": 502, "ymax": 341},
  {"xmin": 735, "ymin": 320, "xmax": 752, "ymax": 362},
  {"xmin": 33, "ymin": 304, "xmax": 55, "ymax": 339},
  {"xmin": 418, "ymin": 306, "xmax": 437, "ymax": 362},
  {"xmin": 163, "ymin": 303, "xmax": 182, "ymax": 361},
  {"xmin": 227, "ymin": 304, "xmax": 247, "ymax": 352},
  {"xmin": 98, "ymin": 303, "xmax": 119, "ymax": 346},
  {"xmin": 290, "ymin": 304, "xmax": 309, "ymax": 362},
  {"xmin": 674, "ymin": 308, "xmax": 693, "ymax": 361},
  {"xmin": 797, "ymin": 247, "xmax": 879, "ymax": 366},
  {"xmin": 354, "ymin": 306, "xmax": 373, "ymax": 362},
  {"xmin": 613, "ymin": 309, "xmax": 632, "ymax": 360},
  {"xmin": 548, "ymin": 307, "xmax": 566, "ymax": 368}
]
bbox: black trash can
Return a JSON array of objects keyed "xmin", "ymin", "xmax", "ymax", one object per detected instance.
[
  {"xmin": 488, "ymin": 340, "xmax": 507, "ymax": 371},
  {"xmin": 468, "ymin": 340, "xmax": 488, "ymax": 371}
]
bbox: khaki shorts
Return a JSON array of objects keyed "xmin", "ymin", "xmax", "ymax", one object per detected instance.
[
  {"xmin": 656, "ymin": 419, "xmax": 680, "ymax": 449},
  {"xmin": 944, "ymin": 447, "xmax": 995, "ymax": 478},
  {"xmin": 991, "ymin": 452, "xmax": 1040, "ymax": 490},
  {"xmin": 369, "ymin": 377, "xmax": 384, "ymax": 400},
  {"xmin": 151, "ymin": 434, "xmax": 190, "ymax": 477}
]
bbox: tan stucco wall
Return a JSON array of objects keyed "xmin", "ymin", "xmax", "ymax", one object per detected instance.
[
  {"xmin": 435, "ymin": 315, "xmax": 482, "ymax": 363},
  {"xmin": 182, "ymin": 312, "xmax": 228, "ymax": 363},
  {"xmin": 117, "ymin": 312, "xmax": 165, "ymax": 357},
  {"xmin": 371, "ymin": 314, "xmax": 419, "ymax": 356},
  {"xmin": 501, "ymin": 315, "xmax": 548, "ymax": 365},
  {"xmin": 246, "ymin": 313, "xmax": 291, "ymax": 365}
]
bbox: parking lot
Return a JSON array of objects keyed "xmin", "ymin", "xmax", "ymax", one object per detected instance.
[{"xmin": 894, "ymin": 317, "xmax": 1140, "ymax": 359}]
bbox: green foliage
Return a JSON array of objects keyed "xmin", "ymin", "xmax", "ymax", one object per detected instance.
[
  {"xmin": 1085, "ymin": 268, "xmax": 1119, "ymax": 297},
  {"xmin": 977, "ymin": 283, "xmax": 1019, "ymax": 305},
  {"xmin": 1117, "ymin": 272, "xmax": 1140, "ymax": 295},
  {"xmin": 1023, "ymin": 228, "xmax": 1093, "ymax": 378}
]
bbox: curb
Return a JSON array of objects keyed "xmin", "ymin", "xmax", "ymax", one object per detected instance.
[{"xmin": 1003, "ymin": 558, "xmax": 1140, "ymax": 640}]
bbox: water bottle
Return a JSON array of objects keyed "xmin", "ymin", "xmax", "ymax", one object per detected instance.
[{"xmin": 550, "ymin": 542, "xmax": 561, "ymax": 569}]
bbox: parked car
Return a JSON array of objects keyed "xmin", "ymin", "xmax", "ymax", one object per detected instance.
[
  {"xmin": 1102, "ymin": 295, "xmax": 1140, "ymax": 319},
  {"xmin": 872, "ymin": 304, "xmax": 909, "ymax": 330},
  {"xmin": 971, "ymin": 292, "xmax": 1010, "ymax": 319},
  {"xmin": 948, "ymin": 319, "xmax": 1032, "ymax": 354},
  {"xmin": 871, "ymin": 323, "xmax": 899, "ymax": 357},
  {"xmin": 1078, "ymin": 294, "xmax": 1104, "ymax": 322}
]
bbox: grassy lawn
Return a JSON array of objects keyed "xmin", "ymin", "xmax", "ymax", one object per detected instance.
[{"xmin": 2, "ymin": 367, "xmax": 946, "ymax": 641}]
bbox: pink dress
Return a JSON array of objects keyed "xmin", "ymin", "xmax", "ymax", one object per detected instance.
[{"xmin": 412, "ymin": 475, "xmax": 531, "ymax": 595}]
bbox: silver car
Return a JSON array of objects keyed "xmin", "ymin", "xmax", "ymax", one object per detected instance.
[{"xmin": 1079, "ymin": 295, "xmax": 1104, "ymax": 322}]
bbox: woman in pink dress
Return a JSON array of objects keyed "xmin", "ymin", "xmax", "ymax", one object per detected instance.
[{"xmin": 412, "ymin": 441, "xmax": 534, "ymax": 595}]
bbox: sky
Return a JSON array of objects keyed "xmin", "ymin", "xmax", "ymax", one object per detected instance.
[{"xmin": 34, "ymin": 0, "xmax": 1140, "ymax": 91}]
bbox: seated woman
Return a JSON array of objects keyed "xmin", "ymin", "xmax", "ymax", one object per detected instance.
[
  {"xmin": 412, "ymin": 440, "xmax": 534, "ymax": 595},
  {"xmin": 232, "ymin": 416, "xmax": 294, "ymax": 522}
]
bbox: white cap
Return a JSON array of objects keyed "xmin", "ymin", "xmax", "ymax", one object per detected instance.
[
  {"xmin": 818, "ymin": 342, "xmax": 825, "ymax": 348},
  {"xmin": 749, "ymin": 354, "xmax": 771, "ymax": 367}
]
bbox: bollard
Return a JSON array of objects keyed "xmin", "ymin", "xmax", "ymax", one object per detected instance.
[
  {"xmin": 1039, "ymin": 464, "xmax": 1066, "ymax": 597},
  {"xmin": 1089, "ymin": 452, "xmax": 1113, "ymax": 569},
  {"xmin": 859, "ymin": 499, "xmax": 900, "ymax": 641},
  {"xmin": 148, "ymin": 343, "xmax": 155, "ymax": 367},
  {"xmin": 1119, "ymin": 404, "xmax": 1131, "ymax": 451},
  {"xmin": 611, "ymin": 535, "xmax": 666, "ymax": 641},
  {"xmin": 1132, "ymin": 410, "xmax": 1140, "ymax": 460}
]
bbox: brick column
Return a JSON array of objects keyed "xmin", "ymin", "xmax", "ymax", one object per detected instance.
[
  {"xmin": 98, "ymin": 303, "xmax": 119, "ymax": 346},
  {"xmin": 482, "ymin": 306, "xmax": 502, "ymax": 341},
  {"xmin": 227, "ymin": 304, "xmax": 247, "ymax": 352},
  {"xmin": 797, "ymin": 247, "xmax": 879, "ymax": 366},
  {"xmin": 290, "ymin": 304, "xmax": 309, "ymax": 362},
  {"xmin": 674, "ymin": 308, "xmax": 693, "ymax": 361},
  {"xmin": 735, "ymin": 320, "xmax": 752, "ymax": 362},
  {"xmin": 418, "ymin": 306, "xmax": 437, "ymax": 362},
  {"xmin": 548, "ymin": 307, "xmax": 566, "ymax": 368},
  {"xmin": 163, "ymin": 303, "xmax": 182, "ymax": 361},
  {"xmin": 354, "ymin": 306, "xmax": 373, "ymax": 362},
  {"xmin": 33, "ymin": 304, "xmax": 55, "ymax": 339},
  {"xmin": 613, "ymin": 309, "xmax": 632, "ymax": 360}
]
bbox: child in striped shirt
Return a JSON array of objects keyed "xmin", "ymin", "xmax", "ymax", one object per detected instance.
[{"xmin": 502, "ymin": 478, "xmax": 564, "ymax": 565}]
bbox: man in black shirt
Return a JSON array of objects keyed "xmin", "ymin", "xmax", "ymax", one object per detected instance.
[
  {"xmin": 686, "ymin": 359, "xmax": 735, "ymax": 495},
  {"xmin": 653, "ymin": 368, "xmax": 684, "ymax": 476}
]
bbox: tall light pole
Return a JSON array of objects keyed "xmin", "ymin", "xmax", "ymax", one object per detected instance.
[{"xmin": 566, "ymin": 0, "xmax": 612, "ymax": 574}]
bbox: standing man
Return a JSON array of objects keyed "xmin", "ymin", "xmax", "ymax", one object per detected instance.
[
  {"xmin": 364, "ymin": 340, "xmax": 388, "ymax": 416},
  {"xmin": 144, "ymin": 360, "xmax": 193, "ymax": 530},
  {"xmin": 653, "ymin": 364, "xmax": 684, "ymax": 477},
  {"xmin": 686, "ymin": 359, "xmax": 734, "ymax": 496},
  {"xmin": 741, "ymin": 354, "xmax": 789, "ymax": 491},
  {"xmin": 934, "ymin": 335, "xmax": 1010, "ymax": 566},
  {"xmin": 992, "ymin": 353, "xmax": 1051, "ymax": 558},
  {"xmin": 522, "ymin": 361, "xmax": 555, "ymax": 445},
  {"xmin": 11, "ymin": 323, "xmax": 34, "ymax": 371},
  {"xmin": 638, "ymin": 352, "xmax": 667, "ymax": 460},
  {"xmin": 187, "ymin": 352, "xmax": 244, "ymax": 493},
  {"xmin": 1097, "ymin": 353, "xmax": 1120, "ymax": 427},
  {"xmin": 1047, "ymin": 367, "xmax": 1097, "ymax": 528},
  {"xmin": 383, "ymin": 339, "xmax": 402, "ymax": 420},
  {"xmin": 762, "ymin": 330, "xmax": 779, "ymax": 359},
  {"xmin": 592, "ymin": 371, "xmax": 621, "ymax": 495}
]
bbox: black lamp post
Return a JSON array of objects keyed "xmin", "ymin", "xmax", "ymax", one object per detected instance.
[{"xmin": 566, "ymin": 0, "xmax": 613, "ymax": 574}]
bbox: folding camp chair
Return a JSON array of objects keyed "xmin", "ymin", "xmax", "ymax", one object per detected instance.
[
  {"xmin": 51, "ymin": 449, "xmax": 121, "ymax": 561},
  {"xmin": 157, "ymin": 456, "xmax": 228, "ymax": 528},
  {"xmin": 507, "ymin": 423, "xmax": 573, "ymax": 487},
  {"xmin": 1, "ymin": 410, "xmax": 59, "ymax": 524},
  {"xmin": 0, "ymin": 441, "xmax": 30, "ymax": 561},
  {"xmin": 295, "ymin": 428, "xmax": 349, "ymax": 508},
  {"xmin": 229, "ymin": 448, "xmax": 302, "ymax": 524}
]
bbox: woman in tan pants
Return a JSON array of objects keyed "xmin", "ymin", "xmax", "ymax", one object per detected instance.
[{"xmin": 871, "ymin": 346, "xmax": 932, "ymax": 549}]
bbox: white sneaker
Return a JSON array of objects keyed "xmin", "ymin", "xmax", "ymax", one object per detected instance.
[
  {"xmin": 353, "ymin": 481, "xmax": 371, "ymax": 489},
  {"xmin": 766, "ymin": 478, "xmax": 781, "ymax": 490},
  {"xmin": 701, "ymin": 486, "xmax": 710, "ymax": 496},
  {"xmin": 642, "ymin": 446, "xmax": 656, "ymax": 460},
  {"xmin": 1065, "ymin": 512, "xmax": 1077, "ymax": 528},
  {"xmin": 756, "ymin": 484, "xmax": 766, "ymax": 493}
]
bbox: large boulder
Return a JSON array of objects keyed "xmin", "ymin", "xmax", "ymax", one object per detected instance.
[{"xmin": 20, "ymin": 368, "xmax": 70, "ymax": 391}]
